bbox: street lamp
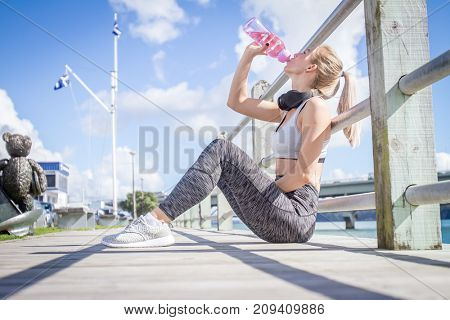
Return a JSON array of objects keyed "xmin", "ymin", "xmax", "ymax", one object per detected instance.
[{"xmin": 129, "ymin": 151, "xmax": 137, "ymax": 220}]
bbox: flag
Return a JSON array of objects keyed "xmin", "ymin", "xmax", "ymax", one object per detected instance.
[
  {"xmin": 54, "ymin": 73, "xmax": 70, "ymax": 91},
  {"xmin": 112, "ymin": 20, "xmax": 121, "ymax": 37}
]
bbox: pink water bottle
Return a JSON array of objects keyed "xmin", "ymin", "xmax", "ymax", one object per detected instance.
[{"xmin": 243, "ymin": 17, "xmax": 292, "ymax": 63}]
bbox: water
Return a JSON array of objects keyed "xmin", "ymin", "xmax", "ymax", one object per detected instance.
[
  {"xmin": 230, "ymin": 218, "xmax": 450, "ymax": 244},
  {"xmin": 242, "ymin": 17, "xmax": 292, "ymax": 62},
  {"xmin": 241, "ymin": 17, "xmax": 291, "ymax": 62},
  {"xmin": 247, "ymin": 31, "xmax": 291, "ymax": 62}
]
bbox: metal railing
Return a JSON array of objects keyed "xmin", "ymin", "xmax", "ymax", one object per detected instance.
[
  {"xmin": 405, "ymin": 180, "xmax": 450, "ymax": 206},
  {"xmin": 399, "ymin": 50, "xmax": 450, "ymax": 95}
]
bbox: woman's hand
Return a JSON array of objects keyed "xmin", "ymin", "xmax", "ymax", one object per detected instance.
[
  {"xmin": 228, "ymin": 36, "xmax": 274, "ymax": 109},
  {"xmin": 243, "ymin": 35, "xmax": 274, "ymax": 59}
]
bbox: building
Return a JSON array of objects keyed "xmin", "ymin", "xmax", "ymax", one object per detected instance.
[
  {"xmin": 36, "ymin": 162, "xmax": 69, "ymax": 208},
  {"xmin": 90, "ymin": 200, "xmax": 113, "ymax": 213}
]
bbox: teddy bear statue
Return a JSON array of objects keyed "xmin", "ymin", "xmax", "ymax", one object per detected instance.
[{"xmin": 0, "ymin": 132, "xmax": 47, "ymax": 213}]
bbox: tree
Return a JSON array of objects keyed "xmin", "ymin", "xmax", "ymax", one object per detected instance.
[{"xmin": 119, "ymin": 191, "xmax": 158, "ymax": 217}]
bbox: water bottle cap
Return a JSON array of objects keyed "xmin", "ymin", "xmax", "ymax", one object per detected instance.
[{"xmin": 243, "ymin": 17, "xmax": 256, "ymax": 32}]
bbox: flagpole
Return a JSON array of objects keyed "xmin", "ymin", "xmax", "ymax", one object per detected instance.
[
  {"xmin": 111, "ymin": 13, "xmax": 119, "ymax": 216},
  {"xmin": 64, "ymin": 65, "xmax": 110, "ymax": 112},
  {"xmin": 54, "ymin": 13, "xmax": 121, "ymax": 214}
]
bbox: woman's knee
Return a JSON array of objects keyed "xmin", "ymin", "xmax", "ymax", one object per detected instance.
[
  {"xmin": 211, "ymin": 137, "xmax": 243, "ymax": 148},
  {"xmin": 204, "ymin": 138, "xmax": 227, "ymax": 154},
  {"xmin": 207, "ymin": 138, "xmax": 241, "ymax": 159},
  {"xmin": 211, "ymin": 137, "xmax": 227, "ymax": 145}
]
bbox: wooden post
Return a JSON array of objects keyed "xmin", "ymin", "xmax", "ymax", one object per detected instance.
[
  {"xmin": 344, "ymin": 212, "xmax": 357, "ymax": 230},
  {"xmin": 186, "ymin": 206, "xmax": 195, "ymax": 228},
  {"xmin": 175, "ymin": 212, "xmax": 181, "ymax": 227},
  {"xmin": 182, "ymin": 210, "xmax": 188, "ymax": 228},
  {"xmin": 215, "ymin": 187, "xmax": 233, "ymax": 231},
  {"xmin": 251, "ymin": 80, "xmax": 276, "ymax": 179},
  {"xmin": 199, "ymin": 197, "xmax": 212, "ymax": 229},
  {"xmin": 364, "ymin": 0, "xmax": 441, "ymax": 249},
  {"xmin": 191, "ymin": 204, "xmax": 201, "ymax": 229}
]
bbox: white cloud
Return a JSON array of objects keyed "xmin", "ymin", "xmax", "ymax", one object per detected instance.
[
  {"xmin": 323, "ymin": 168, "xmax": 369, "ymax": 183},
  {"xmin": 152, "ymin": 50, "xmax": 166, "ymax": 83},
  {"xmin": 76, "ymin": 81, "xmax": 209, "ymax": 138},
  {"xmin": 436, "ymin": 152, "xmax": 450, "ymax": 172},
  {"xmin": 78, "ymin": 76, "xmax": 237, "ymax": 138},
  {"xmin": 130, "ymin": 20, "xmax": 181, "ymax": 44},
  {"xmin": 208, "ymin": 49, "xmax": 227, "ymax": 69},
  {"xmin": 68, "ymin": 146, "xmax": 164, "ymax": 203},
  {"xmin": 118, "ymin": 82, "xmax": 206, "ymax": 113},
  {"xmin": 61, "ymin": 146, "xmax": 75, "ymax": 161},
  {"xmin": 192, "ymin": 16, "xmax": 201, "ymax": 26},
  {"xmin": 196, "ymin": 0, "xmax": 210, "ymax": 6},
  {"xmin": 77, "ymin": 89, "xmax": 111, "ymax": 138},
  {"xmin": 0, "ymin": 89, "xmax": 63, "ymax": 162},
  {"xmin": 109, "ymin": 0, "xmax": 188, "ymax": 44},
  {"xmin": 152, "ymin": 50, "xmax": 166, "ymax": 61}
]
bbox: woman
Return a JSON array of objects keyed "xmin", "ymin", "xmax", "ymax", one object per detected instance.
[{"xmin": 102, "ymin": 40, "xmax": 361, "ymax": 248}]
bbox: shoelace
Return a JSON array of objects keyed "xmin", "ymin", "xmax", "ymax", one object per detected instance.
[
  {"xmin": 124, "ymin": 217, "xmax": 142, "ymax": 231},
  {"xmin": 125, "ymin": 217, "xmax": 173, "ymax": 232},
  {"xmin": 130, "ymin": 217, "xmax": 170, "ymax": 233}
]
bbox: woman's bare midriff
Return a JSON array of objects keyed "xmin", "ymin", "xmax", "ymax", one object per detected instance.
[
  {"xmin": 275, "ymin": 158, "xmax": 323, "ymax": 193},
  {"xmin": 273, "ymin": 100, "xmax": 325, "ymax": 194}
]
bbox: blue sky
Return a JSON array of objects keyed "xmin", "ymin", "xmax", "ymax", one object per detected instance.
[{"xmin": 0, "ymin": 0, "xmax": 449, "ymax": 202}]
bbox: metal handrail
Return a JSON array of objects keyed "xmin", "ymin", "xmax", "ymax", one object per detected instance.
[
  {"xmin": 319, "ymin": 192, "xmax": 375, "ymax": 213},
  {"xmin": 399, "ymin": 50, "xmax": 450, "ymax": 95},
  {"xmin": 317, "ymin": 179, "xmax": 450, "ymax": 213},
  {"xmin": 405, "ymin": 180, "xmax": 450, "ymax": 206},
  {"xmin": 226, "ymin": 0, "xmax": 363, "ymax": 141}
]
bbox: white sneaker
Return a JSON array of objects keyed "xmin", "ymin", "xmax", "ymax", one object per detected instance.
[{"xmin": 101, "ymin": 216, "xmax": 175, "ymax": 248}]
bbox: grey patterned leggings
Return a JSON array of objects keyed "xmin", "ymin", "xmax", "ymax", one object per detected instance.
[{"xmin": 158, "ymin": 138, "xmax": 319, "ymax": 243}]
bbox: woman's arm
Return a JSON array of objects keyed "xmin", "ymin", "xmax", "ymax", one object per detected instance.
[
  {"xmin": 227, "ymin": 41, "xmax": 283, "ymax": 123},
  {"xmin": 276, "ymin": 98, "xmax": 331, "ymax": 192}
]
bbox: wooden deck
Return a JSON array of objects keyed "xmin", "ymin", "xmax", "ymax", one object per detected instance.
[{"xmin": 0, "ymin": 227, "xmax": 449, "ymax": 300}]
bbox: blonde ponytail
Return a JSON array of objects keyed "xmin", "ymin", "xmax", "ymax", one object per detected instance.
[
  {"xmin": 310, "ymin": 45, "xmax": 362, "ymax": 148},
  {"xmin": 337, "ymin": 71, "xmax": 361, "ymax": 148}
]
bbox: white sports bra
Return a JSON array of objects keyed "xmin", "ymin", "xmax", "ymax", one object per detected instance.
[{"xmin": 271, "ymin": 97, "xmax": 329, "ymax": 162}]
